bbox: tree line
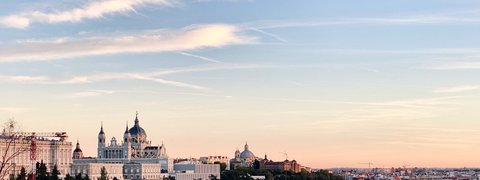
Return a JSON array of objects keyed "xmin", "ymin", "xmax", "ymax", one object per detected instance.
[
  {"xmin": 11, "ymin": 162, "xmax": 113, "ymax": 180},
  {"xmin": 221, "ymin": 167, "xmax": 344, "ymax": 180}
]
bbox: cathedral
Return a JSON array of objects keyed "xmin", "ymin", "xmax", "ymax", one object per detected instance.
[
  {"xmin": 72, "ymin": 112, "xmax": 173, "ymax": 180},
  {"xmin": 230, "ymin": 142, "xmax": 258, "ymax": 169},
  {"xmin": 97, "ymin": 112, "xmax": 167, "ymax": 159}
]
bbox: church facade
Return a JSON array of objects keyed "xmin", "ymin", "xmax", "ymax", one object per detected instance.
[
  {"xmin": 230, "ymin": 142, "xmax": 258, "ymax": 169},
  {"xmin": 72, "ymin": 113, "xmax": 173, "ymax": 180}
]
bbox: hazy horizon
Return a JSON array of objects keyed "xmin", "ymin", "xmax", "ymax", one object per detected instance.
[{"xmin": 2, "ymin": 0, "xmax": 480, "ymax": 169}]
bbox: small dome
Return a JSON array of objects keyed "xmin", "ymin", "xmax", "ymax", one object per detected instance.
[
  {"xmin": 73, "ymin": 148, "xmax": 82, "ymax": 153},
  {"xmin": 240, "ymin": 150, "xmax": 255, "ymax": 159},
  {"xmin": 240, "ymin": 142, "xmax": 255, "ymax": 159}
]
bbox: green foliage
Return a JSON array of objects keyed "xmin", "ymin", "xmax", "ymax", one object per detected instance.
[
  {"xmin": 51, "ymin": 164, "xmax": 60, "ymax": 180},
  {"xmin": 213, "ymin": 162, "xmax": 227, "ymax": 172},
  {"xmin": 221, "ymin": 167, "xmax": 344, "ymax": 180},
  {"xmin": 99, "ymin": 167, "xmax": 108, "ymax": 180},
  {"xmin": 83, "ymin": 174, "xmax": 90, "ymax": 180},
  {"xmin": 16, "ymin": 167, "xmax": 27, "ymax": 180},
  {"xmin": 36, "ymin": 161, "xmax": 48, "ymax": 180},
  {"xmin": 163, "ymin": 176, "xmax": 175, "ymax": 180},
  {"xmin": 75, "ymin": 173, "xmax": 83, "ymax": 180},
  {"xmin": 209, "ymin": 174, "xmax": 219, "ymax": 180},
  {"xmin": 65, "ymin": 174, "xmax": 75, "ymax": 180}
]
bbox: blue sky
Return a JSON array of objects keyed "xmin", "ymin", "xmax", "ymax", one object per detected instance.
[{"xmin": 2, "ymin": 0, "xmax": 480, "ymax": 168}]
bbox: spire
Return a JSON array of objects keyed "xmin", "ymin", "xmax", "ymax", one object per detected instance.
[
  {"xmin": 125, "ymin": 121, "xmax": 129, "ymax": 133},
  {"xmin": 244, "ymin": 141, "xmax": 249, "ymax": 150},
  {"xmin": 99, "ymin": 122, "xmax": 104, "ymax": 134},
  {"xmin": 76, "ymin": 140, "xmax": 81, "ymax": 149},
  {"xmin": 134, "ymin": 111, "xmax": 139, "ymax": 126}
]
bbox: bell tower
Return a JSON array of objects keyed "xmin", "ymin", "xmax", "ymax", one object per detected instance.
[{"xmin": 97, "ymin": 122, "xmax": 106, "ymax": 159}]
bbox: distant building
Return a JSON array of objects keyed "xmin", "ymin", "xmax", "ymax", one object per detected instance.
[
  {"xmin": 259, "ymin": 158, "xmax": 301, "ymax": 173},
  {"xmin": 258, "ymin": 155, "xmax": 309, "ymax": 173},
  {"xmin": 199, "ymin": 156, "xmax": 230, "ymax": 170},
  {"xmin": 173, "ymin": 161, "xmax": 220, "ymax": 180},
  {"xmin": 230, "ymin": 142, "xmax": 257, "ymax": 169}
]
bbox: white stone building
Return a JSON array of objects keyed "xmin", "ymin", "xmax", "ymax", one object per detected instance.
[
  {"xmin": 72, "ymin": 113, "xmax": 173, "ymax": 180},
  {"xmin": 0, "ymin": 133, "xmax": 72, "ymax": 179},
  {"xmin": 173, "ymin": 162, "xmax": 220, "ymax": 180},
  {"xmin": 199, "ymin": 156, "xmax": 230, "ymax": 170}
]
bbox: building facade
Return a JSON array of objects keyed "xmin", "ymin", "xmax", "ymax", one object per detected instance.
[
  {"xmin": 173, "ymin": 162, "xmax": 220, "ymax": 180},
  {"xmin": 199, "ymin": 156, "xmax": 230, "ymax": 170},
  {"xmin": 72, "ymin": 113, "xmax": 173, "ymax": 180},
  {"xmin": 230, "ymin": 142, "xmax": 257, "ymax": 169},
  {"xmin": 0, "ymin": 132, "xmax": 72, "ymax": 179}
]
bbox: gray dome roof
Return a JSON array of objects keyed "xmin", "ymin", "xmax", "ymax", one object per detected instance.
[
  {"xmin": 74, "ymin": 141, "xmax": 82, "ymax": 152},
  {"xmin": 240, "ymin": 142, "xmax": 255, "ymax": 159},
  {"xmin": 240, "ymin": 150, "xmax": 255, "ymax": 159},
  {"xmin": 129, "ymin": 125, "xmax": 146, "ymax": 136},
  {"xmin": 129, "ymin": 114, "xmax": 147, "ymax": 137}
]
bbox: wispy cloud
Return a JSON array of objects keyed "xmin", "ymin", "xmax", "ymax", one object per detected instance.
[
  {"xmin": 248, "ymin": 28, "xmax": 288, "ymax": 43},
  {"xmin": 434, "ymin": 85, "xmax": 480, "ymax": 93},
  {"xmin": 67, "ymin": 90, "xmax": 116, "ymax": 98},
  {"xmin": 245, "ymin": 15, "xmax": 480, "ymax": 30},
  {"xmin": 426, "ymin": 62, "xmax": 480, "ymax": 70},
  {"xmin": 0, "ymin": 63, "xmax": 276, "ymax": 91},
  {"xmin": 0, "ymin": 0, "xmax": 173, "ymax": 28},
  {"xmin": 0, "ymin": 107, "xmax": 29, "ymax": 113},
  {"xmin": 178, "ymin": 52, "xmax": 221, "ymax": 63},
  {"xmin": 0, "ymin": 75, "xmax": 48, "ymax": 83},
  {"xmin": 0, "ymin": 24, "xmax": 255, "ymax": 62}
]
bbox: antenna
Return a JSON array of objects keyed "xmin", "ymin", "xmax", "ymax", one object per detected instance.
[{"xmin": 279, "ymin": 151, "xmax": 288, "ymax": 160}]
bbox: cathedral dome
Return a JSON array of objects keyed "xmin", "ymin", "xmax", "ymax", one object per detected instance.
[
  {"xmin": 129, "ymin": 112, "xmax": 147, "ymax": 137},
  {"xmin": 240, "ymin": 150, "xmax": 255, "ymax": 159},
  {"xmin": 240, "ymin": 142, "xmax": 255, "ymax": 159}
]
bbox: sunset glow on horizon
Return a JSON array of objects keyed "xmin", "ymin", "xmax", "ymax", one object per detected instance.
[{"xmin": 2, "ymin": 0, "xmax": 480, "ymax": 169}]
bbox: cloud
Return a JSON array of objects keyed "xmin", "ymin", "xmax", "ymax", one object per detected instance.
[
  {"xmin": 0, "ymin": 24, "xmax": 255, "ymax": 62},
  {"xmin": 434, "ymin": 85, "xmax": 480, "ymax": 93},
  {"xmin": 0, "ymin": 107, "xmax": 29, "ymax": 113},
  {"xmin": 177, "ymin": 52, "xmax": 221, "ymax": 63},
  {"xmin": 245, "ymin": 15, "xmax": 480, "ymax": 30},
  {"xmin": 0, "ymin": 63, "xmax": 276, "ymax": 91},
  {"xmin": 426, "ymin": 62, "xmax": 480, "ymax": 70},
  {"xmin": 247, "ymin": 28, "xmax": 288, "ymax": 43},
  {"xmin": 0, "ymin": 75, "xmax": 49, "ymax": 83},
  {"xmin": 67, "ymin": 90, "xmax": 116, "ymax": 98},
  {"xmin": 0, "ymin": 0, "xmax": 173, "ymax": 28}
]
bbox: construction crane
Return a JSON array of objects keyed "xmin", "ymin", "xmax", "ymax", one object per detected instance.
[
  {"xmin": 7, "ymin": 132, "xmax": 68, "ymax": 180},
  {"xmin": 279, "ymin": 152, "xmax": 288, "ymax": 160},
  {"xmin": 359, "ymin": 162, "xmax": 374, "ymax": 169}
]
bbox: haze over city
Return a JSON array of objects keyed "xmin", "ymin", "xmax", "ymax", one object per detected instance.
[{"xmin": 2, "ymin": 0, "xmax": 480, "ymax": 169}]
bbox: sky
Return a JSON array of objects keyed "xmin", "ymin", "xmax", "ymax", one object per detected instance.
[{"xmin": 2, "ymin": 0, "xmax": 480, "ymax": 169}]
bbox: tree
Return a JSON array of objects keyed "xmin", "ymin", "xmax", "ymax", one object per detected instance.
[
  {"xmin": 50, "ymin": 164, "xmax": 60, "ymax": 180},
  {"xmin": 74, "ymin": 173, "xmax": 83, "ymax": 180},
  {"xmin": 0, "ymin": 119, "xmax": 31, "ymax": 180},
  {"xmin": 16, "ymin": 167, "xmax": 26, "ymax": 180},
  {"xmin": 208, "ymin": 174, "xmax": 218, "ymax": 180},
  {"xmin": 83, "ymin": 174, "xmax": 90, "ymax": 180},
  {"xmin": 213, "ymin": 162, "xmax": 227, "ymax": 172},
  {"xmin": 36, "ymin": 161, "xmax": 48, "ymax": 180},
  {"xmin": 65, "ymin": 174, "xmax": 75, "ymax": 180},
  {"xmin": 99, "ymin": 167, "xmax": 108, "ymax": 180}
]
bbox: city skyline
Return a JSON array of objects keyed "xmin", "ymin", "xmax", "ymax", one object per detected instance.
[{"xmin": 2, "ymin": 0, "xmax": 480, "ymax": 169}]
